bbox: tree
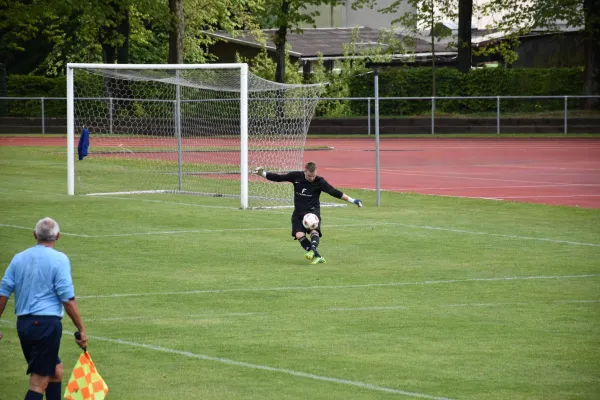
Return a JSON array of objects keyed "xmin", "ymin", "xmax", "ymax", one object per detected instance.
[
  {"xmin": 100, "ymin": 1, "xmax": 131, "ymax": 64},
  {"xmin": 480, "ymin": 0, "xmax": 599, "ymax": 106},
  {"xmin": 256, "ymin": 0, "xmax": 343, "ymax": 83},
  {"xmin": 457, "ymin": 0, "xmax": 472, "ymax": 73},
  {"xmin": 359, "ymin": 0, "xmax": 457, "ymax": 95},
  {"xmin": 0, "ymin": 0, "xmax": 137, "ymax": 74},
  {"xmin": 169, "ymin": 0, "xmax": 185, "ymax": 63},
  {"xmin": 582, "ymin": 0, "xmax": 599, "ymax": 107}
]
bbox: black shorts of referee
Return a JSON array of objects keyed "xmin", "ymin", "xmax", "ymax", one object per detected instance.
[
  {"xmin": 291, "ymin": 212, "xmax": 322, "ymax": 238},
  {"xmin": 17, "ymin": 315, "xmax": 62, "ymax": 376}
]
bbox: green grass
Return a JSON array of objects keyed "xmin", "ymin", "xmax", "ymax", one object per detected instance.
[{"xmin": 0, "ymin": 146, "xmax": 599, "ymax": 400}]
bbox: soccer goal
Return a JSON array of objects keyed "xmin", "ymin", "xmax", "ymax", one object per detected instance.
[{"xmin": 66, "ymin": 63, "xmax": 325, "ymax": 209}]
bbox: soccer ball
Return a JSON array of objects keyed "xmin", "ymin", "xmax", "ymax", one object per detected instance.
[{"xmin": 302, "ymin": 213, "xmax": 320, "ymax": 230}]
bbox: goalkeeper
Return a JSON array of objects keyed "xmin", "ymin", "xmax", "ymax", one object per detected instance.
[{"xmin": 255, "ymin": 161, "xmax": 362, "ymax": 264}]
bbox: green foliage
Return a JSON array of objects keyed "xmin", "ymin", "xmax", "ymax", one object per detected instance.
[
  {"xmin": 348, "ymin": 67, "xmax": 585, "ymax": 115},
  {"xmin": 0, "ymin": 0, "xmax": 262, "ymax": 75},
  {"xmin": 236, "ymin": 47, "xmax": 303, "ymax": 84},
  {"xmin": 5, "ymin": 75, "xmax": 67, "ymax": 116},
  {"xmin": 308, "ymin": 28, "xmax": 402, "ymax": 117},
  {"xmin": 7, "ymin": 75, "xmax": 66, "ymax": 97},
  {"xmin": 4, "ymin": 67, "xmax": 586, "ymax": 117}
]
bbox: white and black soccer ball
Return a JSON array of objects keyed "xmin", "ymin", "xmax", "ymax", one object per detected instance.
[{"xmin": 302, "ymin": 213, "xmax": 319, "ymax": 230}]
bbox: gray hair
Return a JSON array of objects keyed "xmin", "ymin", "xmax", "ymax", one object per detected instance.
[{"xmin": 35, "ymin": 217, "xmax": 60, "ymax": 242}]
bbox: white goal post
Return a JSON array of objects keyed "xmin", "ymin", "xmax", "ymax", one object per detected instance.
[{"xmin": 66, "ymin": 63, "xmax": 326, "ymax": 209}]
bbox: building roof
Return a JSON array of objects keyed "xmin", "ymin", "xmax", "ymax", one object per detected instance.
[
  {"xmin": 206, "ymin": 27, "xmax": 452, "ymax": 59},
  {"xmin": 472, "ymin": 26, "xmax": 582, "ymax": 47}
]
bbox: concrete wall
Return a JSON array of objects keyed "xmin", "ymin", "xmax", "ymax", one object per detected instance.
[{"xmin": 302, "ymin": 1, "xmax": 414, "ymax": 29}]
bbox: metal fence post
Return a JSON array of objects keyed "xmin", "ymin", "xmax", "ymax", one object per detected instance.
[
  {"xmin": 431, "ymin": 97, "xmax": 435, "ymax": 135},
  {"xmin": 496, "ymin": 96, "xmax": 500, "ymax": 134},
  {"xmin": 41, "ymin": 97, "xmax": 45, "ymax": 134},
  {"xmin": 564, "ymin": 96, "xmax": 568, "ymax": 135},
  {"xmin": 367, "ymin": 97, "xmax": 371, "ymax": 135}
]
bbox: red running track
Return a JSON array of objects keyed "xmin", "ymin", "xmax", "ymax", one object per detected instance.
[
  {"xmin": 305, "ymin": 138, "xmax": 600, "ymax": 209},
  {"xmin": 2, "ymin": 136, "xmax": 600, "ymax": 208}
]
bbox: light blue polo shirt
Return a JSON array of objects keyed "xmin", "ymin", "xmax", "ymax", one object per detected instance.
[{"xmin": 0, "ymin": 244, "xmax": 75, "ymax": 317}]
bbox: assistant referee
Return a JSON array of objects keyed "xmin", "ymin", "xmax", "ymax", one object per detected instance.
[{"xmin": 0, "ymin": 217, "xmax": 88, "ymax": 400}]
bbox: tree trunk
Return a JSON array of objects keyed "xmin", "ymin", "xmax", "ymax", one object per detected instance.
[
  {"xmin": 169, "ymin": 0, "xmax": 185, "ymax": 64},
  {"xmin": 117, "ymin": 7, "xmax": 130, "ymax": 64},
  {"xmin": 274, "ymin": 28, "xmax": 287, "ymax": 83},
  {"xmin": 274, "ymin": 1, "xmax": 289, "ymax": 84},
  {"xmin": 99, "ymin": 2, "xmax": 130, "ymax": 119},
  {"xmin": 457, "ymin": 0, "xmax": 472, "ymax": 73},
  {"xmin": 583, "ymin": 0, "xmax": 600, "ymax": 109},
  {"xmin": 101, "ymin": 2, "xmax": 130, "ymax": 64}
]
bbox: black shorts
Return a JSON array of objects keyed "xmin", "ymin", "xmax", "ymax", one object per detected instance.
[
  {"xmin": 292, "ymin": 212, "xmax": 322, "ymax": 238},
  {"xmin": 17, "ymin": 315, "xmax": 62, "ymax": 376}
]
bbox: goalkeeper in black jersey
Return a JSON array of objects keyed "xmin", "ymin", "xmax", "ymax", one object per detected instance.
[{"xmin": 255, "ymin": 161, "xmax": 362, "ymax": 264}]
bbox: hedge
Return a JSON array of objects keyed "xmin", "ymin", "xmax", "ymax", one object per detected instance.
[
  {"xmin": 2, "ymin": 67, "xmax": 586, "ymax": 117},
  {"xmin": 348, "ymin": 67, "xmax": 586, "ymax": 116},
  {"xmin": 4, "ymin": 75, "xmax": 67, "ymax": 117}
]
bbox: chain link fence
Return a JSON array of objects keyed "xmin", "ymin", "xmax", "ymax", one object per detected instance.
[{"xmin": 0, "ymin": 95, "xmax": 599, "ymax": 134}]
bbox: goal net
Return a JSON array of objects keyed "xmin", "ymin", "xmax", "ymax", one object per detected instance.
[{"xmin": 66, "ymin": 63, "xmax": 326, "ymax": 209}]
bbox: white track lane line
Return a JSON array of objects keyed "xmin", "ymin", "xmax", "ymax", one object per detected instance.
[
  {"xmin": 77, "ymin": 274, "xmax": 600, "ymax": 299},
  {"xmin": 488, "ymin": 195, "xmax": 600, "ymax": 199},
  {"xmin": 333, "ymin": 167, "xmax": 599, "ymax": 187}
]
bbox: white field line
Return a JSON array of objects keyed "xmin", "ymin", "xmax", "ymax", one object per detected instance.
[
  {"xmin": 102, "ymin": 196, "xmax": 240, "ymax": 209},
  {"xmin": 0, "ymin": 188, "xmax": 242, "ymax": 210},
  {"xmin": 77, "ymin": 274, "xmax": 600, "ymax": 300},
  {"xmin": 87, "ymin": 312, "xmax": 269, "ymax": 322},
  {"xmin": 3, "ymin": 216, "xmax": 599, "ymax": 247},
  {"xmin": 0, "ymin": 224, "xmax": 91, "ymax": 237},
  {"xmin": 0, "ymin": 322, "xmax": 454, "ymax": 400},
  {"xmin": 88, "ymin": 223, "xmax": 381, "ymax": 238},
  {"xmin": 80, "ymin": 299, "xmax": 600, "ymax": 322},
  {"xmin": 357, "ymin": 190, "xmax": 600, "ymax": 205},
  {"xmin": 376, "ymin": 222, "xmax": 600, "ymax": 247}
]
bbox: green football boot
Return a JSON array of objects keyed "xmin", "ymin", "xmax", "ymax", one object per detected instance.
[
  {"xmin": 304, "ymin": 250, "xmax": 315, "ymax": 260},
  {"xmin": 310, "ymin": 256, "xmax": 326, "ymax": 265}
]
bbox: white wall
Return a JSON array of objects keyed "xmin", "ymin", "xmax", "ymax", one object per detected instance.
[{"xmin": 302, "ymin": 1, "xmax": 415, "ymax": 29}]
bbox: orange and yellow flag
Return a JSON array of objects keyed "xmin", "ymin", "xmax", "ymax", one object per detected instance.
[{"xmin": 64, "ymin": 351, "xmax": 109, "ymax": 400}]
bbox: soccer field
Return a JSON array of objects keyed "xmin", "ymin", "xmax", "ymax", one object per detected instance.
[{"xmin": 0, "ymin": 145, "xmax": 599, "ymax": 400}]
